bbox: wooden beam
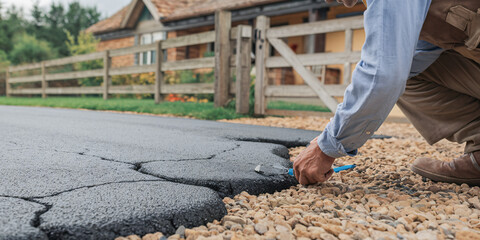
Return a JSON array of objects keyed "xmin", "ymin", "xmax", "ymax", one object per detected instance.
[
  {"xmin": 235, "ymin": 25, "xmax": 252, "ymax": 114},
  {"xmin": 46, "ymin": 86, "xmax": 103, "ymax": 94},
  {"xmin": 230, "ymin": 26, "xmax": 252, "ymax": 40},
  {"xmin": 268, "ymin": 38, "xmax": 338, "ymax": 113},
  {"xmin": 343, "ymin": 28, "xmax": 353, "ymax": 85},
  {"xmin": 109, "ymin": 85, "xmax": 154, "ymax": 94},
  {"xmin": 306, "ymin": 9, "xmax": 317, "ymax": 54},
  {"xmin": 41, "ymin": 62, "xmax": 46, "ymax": 98},
  {"xmin": 103, "ymin": 51, "xmax": 110, "ymax": 100},
  {"xmin": 110, "ymin": 65, "xmax": 156, "ymax": 76},
  {"xmin": 43, "ymin": 52, "xmax": 104, "ymax": 67},
  {"xmin": 162, "ymin": 83, "xmax": 214, "ymax": 94},
  {"xmin": 45, "ymin": 69, "xmax": 104, "ymax": 81},
  {"xmin": 267, "ymin": 15, "xmax": 363, "ymax": 39},
  {"xmin": 5, "ymin": 67, "xmax": 10, "ymax": 97},
  {"xmin": 109, "ymin": 43, "xmax": 156, "ymax": 57},
  {"xmin": 162, "ymin": 58, "xmax": 214, "ymax": 71},
  {"xmin": 254, "ymin": 15, "xmax": 270, "ymax": 115},
  {"xmin": 214, "ymin": 10, "xmax": 232, "ymax": 107},
  {"xmin": 108, "ymin": 83, "xmax": 215, "ymax": 95},
  {"xmin": 120, "ymin": 0, "xmax": 140, "ymax": 28},
  {"xmin": 266, "ymin": 51, "xmax": 361, "ymax": 68},
  {"xmin": 162, "ymin": 31, "xmax": 215, "ymax": 49},
  {"xmin": 8, "ymin": 75, "xmax": 42, "ymax": 84},
  {"xmin": 10, "ymin": 88, "xmax": 43, "ymax": 95},
  {"xmin": 8, "ymin": 62, "xmax": 42, "ymax": 72},
  {"xmin": 155, "ymin": 41, "xmax": 163, "ymax": 104}
]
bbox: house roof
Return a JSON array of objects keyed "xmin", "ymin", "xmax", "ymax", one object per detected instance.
[
  {"xmin": 86, "ymin": 0, "xmax": 197, "ymax": 34},
  {"xmin": 152, "ymin": 0, "xmax": 206, "ymax": 17},
  {"xmin": 86, "ymin": 5, "xmax": 130, "ymax": 34},
  {"xmin": 162, "ymin": 0, "xmax": 287, "ymax": 22},
  {"xmin": 86, "ymin": 0, "xmax": 287, "ymax": 34}
]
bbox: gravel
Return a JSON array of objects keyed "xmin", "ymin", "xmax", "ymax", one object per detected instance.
[{"xmin": 116, "ymin": 116, "xmax": 480, "ymax": 240}]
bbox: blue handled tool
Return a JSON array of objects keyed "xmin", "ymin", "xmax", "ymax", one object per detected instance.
[
  {"xmin": 255, "ymin": 164, "xmax": 356, "ymax": 176},
  {"xmin": 333, "ymin": 164, "xmax": 356, "ymax": 173}
]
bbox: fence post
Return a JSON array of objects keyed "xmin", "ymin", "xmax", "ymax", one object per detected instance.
[
  {"xmin": 41, "ymin": 62, "xmax": 46, "ymax": 98},
  {"xmin": 155, "ymin": 40, "xmax": 163, "ymax": 104},
  {"xmin": 5, "ymin": 67, "xmax": 10, "ymax": 97},
  {"xmin": 235, "ymin": 25, "xmax": 252, "ymax": 114},
  {"xmin": 254, "ymin": 15, "xmax": 270, "ymax": 115},
  {"xmin": 214, "ymin": 10, "xmax": 232, "ymax": 107},
  {"xmin": 103, "ymin": 50, "xmax": 110, "ymax": 100},
  {"xmin": 343, "ymin": 28, "xmax": 353, "ymax": 85}
]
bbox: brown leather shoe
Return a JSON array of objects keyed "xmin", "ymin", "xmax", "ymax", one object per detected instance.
[{"xmin": 411, "ymin": 151, "xmax": 480, "ymax": 185}]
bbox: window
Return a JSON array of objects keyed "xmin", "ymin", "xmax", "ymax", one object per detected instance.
[{"xmin": 139, "ymin": 31, "xmax": 166, "ymax": 65}]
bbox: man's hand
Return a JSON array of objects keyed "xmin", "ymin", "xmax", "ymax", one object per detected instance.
[
  {"xmin": 325, "ymin": 0, "xmax": 358, "ymax": 8},
  {"xmin": 293, "ymin": 137, "xmax": 335, "ymax": 185}
]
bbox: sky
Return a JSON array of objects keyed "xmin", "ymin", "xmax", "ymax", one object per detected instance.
[{"xmin": 1, "ymin": 0, "xmax": 131, "ymax": 18}]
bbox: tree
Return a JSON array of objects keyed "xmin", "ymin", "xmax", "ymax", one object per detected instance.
[
  {"xmin": 0, "ymin": 5, "xmax": 27, "ymax": 54},
  {"xmin": 0, "ymin": 0, "xmax": 101, "ymax": 63},
  {"xmin": 9, "ymin": 33, "xmax": 56, "ymax": 65},
  {"xmin": 64, "ymin": 2, "xmax": 101, "ymax": 42},
  {"xmin": 28, "ymin": 1, "xmax": 101, "ymax": 57}
]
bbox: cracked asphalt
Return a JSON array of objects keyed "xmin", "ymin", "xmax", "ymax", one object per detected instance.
[{"xmin": 0, "ymin": 106, "xmax": 326, "ymax": 240}]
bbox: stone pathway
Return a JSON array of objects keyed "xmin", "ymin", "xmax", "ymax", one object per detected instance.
[{"xmin": 0, "ymin": 106, "xmax": 329, "ymax": 240}]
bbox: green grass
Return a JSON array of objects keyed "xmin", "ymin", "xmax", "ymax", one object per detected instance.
[
  {"xmin": 0, "ymin": 97, "xmax": 330, "ymax": 120},
  {"xmin": 268, "ymin": 101, "xmax": 330, "ymax": 112},
  {"xmin": 0, "ymin": 97, "xmax": 247, "ymax": 120}
]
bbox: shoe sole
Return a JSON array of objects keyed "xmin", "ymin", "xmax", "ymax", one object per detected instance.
[{"xmin": 410, "ymin": 165, "xmax": 480, "ymax": 186}]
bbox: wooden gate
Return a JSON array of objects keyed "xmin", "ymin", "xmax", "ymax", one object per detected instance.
[{"xmin": 254, "ymin": 15, "xmax": 364, "ymax": 115}]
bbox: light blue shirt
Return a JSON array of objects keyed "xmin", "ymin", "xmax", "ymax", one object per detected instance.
[{"xmin": 318, "ymin": 0, "xmax": 444, "ymax": 158}]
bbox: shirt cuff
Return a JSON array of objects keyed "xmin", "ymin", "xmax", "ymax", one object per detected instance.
[{"xmin": 317, "ymin": 129, "xmax": 358, "ymax": 158}]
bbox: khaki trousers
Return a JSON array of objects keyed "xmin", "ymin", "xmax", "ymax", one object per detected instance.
[{"xmin": 397, "ymin": 50, "xmax": 480, "ymax": 153}]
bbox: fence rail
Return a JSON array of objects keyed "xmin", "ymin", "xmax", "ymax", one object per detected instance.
[{"xmin": 6, "ymin": 11, "xmax": 253, "ymax": 114}]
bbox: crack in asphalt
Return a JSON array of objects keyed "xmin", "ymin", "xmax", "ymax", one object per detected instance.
[
  {"xmin": 0, "ymin": 180, "xmax": 165, "ymax": 200},
  {"xmin": 134, "ymin": 143, "xmax": 242, "ymax": 165},
  {"xmin": 132, "ymin": 143, "xmax": 294, "ymax": 198},
  {"xmin": 230, "ymin": 137, "xmax": 309, "ymax": 148}
]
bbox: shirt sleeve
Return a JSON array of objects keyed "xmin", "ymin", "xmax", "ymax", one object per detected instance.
[{"xmin": 318, "ymin": 0, "xmax": 433, "ymax": 158}]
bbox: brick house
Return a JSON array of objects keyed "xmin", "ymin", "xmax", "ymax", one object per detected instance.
[{"xmin": 86, "ymin": 0, "xmax": 366, "ymax": 85}]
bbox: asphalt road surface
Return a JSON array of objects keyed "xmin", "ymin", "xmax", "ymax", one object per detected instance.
[{"xmin": 0, "ymin": 105, "xmax": 325, "ymax": 240}]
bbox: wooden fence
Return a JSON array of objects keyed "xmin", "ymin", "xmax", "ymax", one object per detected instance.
[
  {"xmin": 254, "ymin": 15, "xmax": 364, "ymax": 115},
  {"xmin": 6, "ymin": 11, "xmax": 252, "ymax": 114},
  {"xmin": 6, "ymin": 11, "xmax": 365, "ymax": 116}
]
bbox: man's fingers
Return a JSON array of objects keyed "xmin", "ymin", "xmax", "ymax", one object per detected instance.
[
  {"xmin": 293, "ymin": 165, "xmax": 300, "ymax": 182},
  {"xmin": 324, "ymin": 168, "xmax": 334, "ymax": 181},
  {"xmin": 309, "ymin": 168, "xmax": 326, "ymax": 183},
  {"xmin": 298, "ymin": 173, "xmax": 310, "ymax": 185}
]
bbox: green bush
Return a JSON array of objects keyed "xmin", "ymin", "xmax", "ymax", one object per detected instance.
[
  {"xmin": 0, "ymin": 50, "xmax": 10, "ymax": 69},
  {"xmin": 9, "ymin": 33, "xmax": 56, "ymax": 64}
]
